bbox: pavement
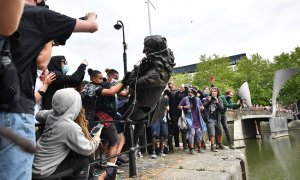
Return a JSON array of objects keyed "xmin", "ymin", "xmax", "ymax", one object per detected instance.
[{"xmin": 117, "ymin": 146, "xmax": 247, "ymax": 180}]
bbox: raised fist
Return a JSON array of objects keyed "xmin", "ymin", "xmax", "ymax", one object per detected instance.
[{"xmin": 81, "ymin": 59, "xmax": 88, "ymax": 66}]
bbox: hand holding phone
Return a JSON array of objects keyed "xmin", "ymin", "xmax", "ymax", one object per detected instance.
[
  {"xmin": 105, "ymin": 165, "xmax": 118, "ymax": 180},
  {"xmin": 90, "ymin": 123, "xmax": 104, "ymax": 137}
]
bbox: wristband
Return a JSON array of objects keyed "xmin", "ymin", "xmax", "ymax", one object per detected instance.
[{"xmin": 38, "ymin": 90, "xmax": 45, "ymax": 97}]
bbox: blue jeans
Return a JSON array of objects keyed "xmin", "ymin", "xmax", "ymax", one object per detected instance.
[{"xmin": 0, "ymin": 112, "xmax": 35, "ymax": 180}]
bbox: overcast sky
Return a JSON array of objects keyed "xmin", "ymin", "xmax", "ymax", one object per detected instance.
[{"xmin": 47, "ymin": 0, "xmax": 300, "ymax": 78}]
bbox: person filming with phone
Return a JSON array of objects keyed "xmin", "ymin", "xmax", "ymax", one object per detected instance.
[{"xmin": 32, "ymin": 88, "xmax": 102, "ymax": 179}]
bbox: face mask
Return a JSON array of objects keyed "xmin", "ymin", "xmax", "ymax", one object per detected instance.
[
  {"xmin": 62, "ymin": 65, "xmax": 69, "ymax": 75},
  {"xmin": 226, "ymin": 95, "xmax": 232, "ymax": 101},
  {"xmin": 110, "ymin": 79, "xmax": 117, "ymax": 86}
]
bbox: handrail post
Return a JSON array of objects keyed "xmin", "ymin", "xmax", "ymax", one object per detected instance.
[{"xmin": 128, "ymin": 120, "xmax": 137, "ymax": 177}]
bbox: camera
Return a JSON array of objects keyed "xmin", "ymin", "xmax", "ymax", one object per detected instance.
[
  {"xmin": 53, "ymin": 39, "xmax": 67, "ymax": 46},
  {"xmin": 79, "ymin": 14, "xmax": 97, "ymax": 21},
  {"xmin": 79, "ymin": 16, "xmax": 87, "ymax": 20}
]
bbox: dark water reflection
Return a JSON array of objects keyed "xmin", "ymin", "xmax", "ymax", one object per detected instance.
[{"xmin": 242, "ymin": 130, "xmax": 300, "ymax": 180}]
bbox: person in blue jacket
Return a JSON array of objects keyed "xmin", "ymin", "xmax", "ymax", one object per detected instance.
[{"xmin": 178, "ymin": 88, "xmax": 207, "ymax": 155}]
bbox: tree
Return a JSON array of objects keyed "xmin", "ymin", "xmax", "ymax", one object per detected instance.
[
  {"xmin": 170, "ymin": 73, "xmax": 193, "ymax": 88},
  {"xmin": 171, "ymin": 47, "xmax": 300, "ymax": 106},
  {"xmin": 273, "ymin": 47, "xmax": 300, "ymax": 105},
  {"xmin": 234, "ymin": 54, "xmax": 274, "ymax": 106},
  {"xmin": 192, "ymin": 54, "xmax": 236, "ymax": 93}
]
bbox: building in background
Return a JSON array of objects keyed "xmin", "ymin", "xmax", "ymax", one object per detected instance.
[{"xmin": 173, "ymin": 53, "xmax": 246, "ymax": 74}]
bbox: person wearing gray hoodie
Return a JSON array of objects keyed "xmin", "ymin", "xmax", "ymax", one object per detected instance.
[{"xmin": 32, "ymin": 88, "xmax": 101, "ymax": 179}]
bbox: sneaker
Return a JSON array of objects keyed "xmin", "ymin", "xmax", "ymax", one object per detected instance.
[
  {"xmin": 116, "ymin": 160, "xmax": 123, "ymax": 166},
  {"xmin": 219, "ymin": 144, "xmax": 225, "ymax": 150},
  {"xmin": 174, "ymin": 147, "xmax": 179, "ymax": 151},
  {"xmin": 190, "ymin": 149, "xmax": 197, "ymax": 155},
  {"xmin": 211, "ymin": 145, "xmax": 218, "ymax": 152},
  {"xmin": 117, "ymin": 169, "xmax": 124, "ymax": 174},
  {"xmin": 198, "ymin": 148, "xmax": 205, "ymax": 153},
  {"xmin": 160, "ymin": 152, "xmax": 166, "ymax": 157},
  {"xmin": 151, "ymin": 153, "xmax": 157, "ymax": 159},
  {"xmin": 117, "ymin": 154, "xmax": 129, "ymax": 163},
  {"xmin": 183, "ymin": 147, "xmax": 189, "ymax": 152},
  {"xmin": 137, "ymin": 151, "xmax": 143, "ymax": 158},
  {"xmin": 229, "ymin": 144, "xmax": 236, "ymax": 149}
]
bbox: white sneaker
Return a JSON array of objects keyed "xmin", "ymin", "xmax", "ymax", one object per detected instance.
[
  {"xmin": 117, "ymin": 169, "xmax": 124, "ymax": 174},
  {"xmin": 138, "ymin": 151, "xmax": 143, "ymax": 158},
  {"xmin": 174, "ymin": 147, "xmax": 179, "ymax": 151},
  {"xmin": 160, "ymin": 152, "xmax": 166, "ymax": 157},
  {"xmin": 151, "ymin": 153, "xmax": 157, "ymax": 159}
]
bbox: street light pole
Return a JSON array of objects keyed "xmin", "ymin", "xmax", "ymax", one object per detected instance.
[
  {"xmin": 114, "ymin": 20, "xmax": 137, "ymax": 178},
  {"xmin": 114, "ymin": 20, "xmax": 127, "ymax": 74},
  {"xmin": 145, "ymin": 0, "xmax": 156, "ymax": 35}
]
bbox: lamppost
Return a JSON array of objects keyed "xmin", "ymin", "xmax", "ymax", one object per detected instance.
[
  {"xmin": 114, "ymin": 21, "xmax": 137, "ymax": 177},
  {"xmin": 114, "ymin": 20, "xmax": 127, "ymax": 75}
]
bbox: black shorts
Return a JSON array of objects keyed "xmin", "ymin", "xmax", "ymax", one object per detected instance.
[
  {"xmin": 100, "ymin": 124, "xmax": 119, "ymax": 146},
  {"xmin": 114, "ymin": 113, "xmax": 124, "ymax": 134}
]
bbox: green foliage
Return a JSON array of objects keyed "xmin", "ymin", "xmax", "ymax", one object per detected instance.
[
  {"xmin": 193, "ymin": 55, "xmax": 235, "ymax": 93},
  {"xmin": 171, "ymin": 47, "xmax": 300, "ymax": 106},
  {"xmin": 235, "ymin": 54, "xmax": 274, "ymax": 106},
  {"xmin": 170, "ymin": 73, "xmax": 193, "ymax": 88},
  {"xmin": 272, "ymin": 47, "xmax": 300, "ymax": 105}
]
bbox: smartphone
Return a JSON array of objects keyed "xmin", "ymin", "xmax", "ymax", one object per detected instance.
[
  {"xmin": 105, "ymin": 165, "xmax": 118, "ymax": 180},
  {"xmin": 90, "ymin": 123, "xmax": 104, "ymax": 137}
]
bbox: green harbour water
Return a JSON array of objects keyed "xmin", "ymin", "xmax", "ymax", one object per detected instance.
[{"xmin": 242, "ymin": 130, "xmax": 300, "ymax": 180}]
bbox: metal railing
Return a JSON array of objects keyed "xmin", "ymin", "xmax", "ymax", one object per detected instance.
[{"xmin": 89, "ymin": 118, "xmax": 166, "ymax": 178}]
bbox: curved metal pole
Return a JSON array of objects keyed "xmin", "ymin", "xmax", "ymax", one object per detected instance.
[{"xmin": 117, "ymin": 20, "xmax": 127, "ymax": 74}]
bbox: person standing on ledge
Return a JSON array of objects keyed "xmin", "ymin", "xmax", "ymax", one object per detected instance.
[{"xmin": 219, "ymin": 89, "xmax": 243, "ymax": 149}]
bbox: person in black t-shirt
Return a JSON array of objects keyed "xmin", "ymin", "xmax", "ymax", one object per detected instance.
[
  {"xmin": 165, "ymin": 83, "xmax": 189, "ymax": 151},
  {"xmin": 0, "ymin": 1, "xmax": 98, "ymax": 179},
  {"xmin": 42, "ymin": 56, "xmax": 88, "ymax": 110},
  {"xmin": 81, "ymin": 69, "xmax": 129, "ymax": 166}
]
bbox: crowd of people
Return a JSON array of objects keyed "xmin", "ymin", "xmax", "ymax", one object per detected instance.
[
  {"xmin": 0, "ymin": 0, "xmax": 253, "ymax": 180},
  {"xmin": 5, "ymin": 0, "xmax": 295, "ymax": 179},
  {"xmin": 160, "ymin": 82, "xmax": 243, "ymax": 155},
  {"xmin": 0, "ymin": 1, "xmax": 176, "ymax": 179}
]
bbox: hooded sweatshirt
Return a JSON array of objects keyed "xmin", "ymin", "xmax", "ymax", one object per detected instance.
[
  {"xmin": 33, "ymin": 88, "xmax": 100, "ymax": 177},
  {"xmin": 42, "ymin": 56, "xmax": 87, "ymax": 110}
]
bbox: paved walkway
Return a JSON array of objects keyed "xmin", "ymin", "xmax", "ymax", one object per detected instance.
[{"xmin": 118, "ymin": 146, "xmax": 247, "ymax": 180}]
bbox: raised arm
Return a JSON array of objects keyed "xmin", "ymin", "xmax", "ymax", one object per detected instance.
[
  {"xmin": 101, "ymin": 83, "xmax": 124, "ymax": 96},
  {"xmin": 73, "ymin": 12, "xmax": 98, "ymax": 33},
  {"xmin": 0, "ymin": 0, "xmax": 24, "ymax": 36}
]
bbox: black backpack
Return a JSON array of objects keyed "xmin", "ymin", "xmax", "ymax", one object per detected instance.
[{"xmin": 0, "ymin": 37, "xmax": 20, "ymax": 109}]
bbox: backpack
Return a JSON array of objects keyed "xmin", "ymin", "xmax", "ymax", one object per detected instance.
[{"xmin": 0, "ymin": 37, "xmax": 20, "ymax": 109}]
